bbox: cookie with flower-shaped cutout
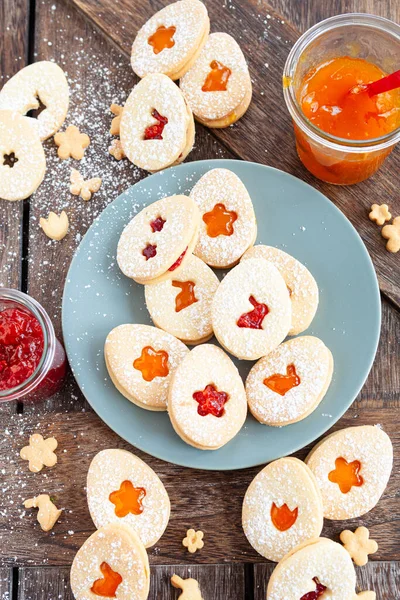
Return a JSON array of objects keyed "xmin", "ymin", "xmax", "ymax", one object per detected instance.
[
  {"xmin": 212, "ymin": 258, "xmax": 291, "ymax": 360},
  {"xmin": 105, "ymin": 324, "xmax": 189, "ymax": 411},
  {"xmin": 246, "ymin": 336, "xmax": 333, "ymax": 426},
  {"xmin": 168, "ymin": 344, "xmax": 247, "ymax": 450},
  {"xmin": 145, "ymin": 254, "xmax": 219, "ymax": 344},
  {"xmin": 70, "ymin": 523, "xmax": 150, "ymax": 600},
  {"xmin": 190, "ymin": 168, "xmax": 257, "ymax": 268},
  {"xmin": 241, "ymin": 245, "xmax": 319, "ymax": 335},
  {"xmin": 242, "ymin": 457, "xmax": 324, "ymax": 562},
  {"xmin": 117, "ymin": 195, "xmax": 200, "ymax": 285},
  {"xmin": 87, "ymin": 449, "xmax": 170, "ymax": 548},
  {"xmin": 131, "ymin": 0, "xmax": 209, "ymax": 81},
  {"xmin": 306, "ymin": 425, "xmax": 393, "ymax": 520},
  {"xmin": 180, "ymin": 32, "xmax": 252, "ymax": 128},
  {"xmin": 120, "ymin": 73, "xmax": 195, "ymax": 172}
]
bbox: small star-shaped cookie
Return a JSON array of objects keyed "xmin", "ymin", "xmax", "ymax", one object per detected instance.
[
  {"xmin": 39, "ymin": 211, "xmax": 69, "ymax": 241},
  {"xmin": 182, "ymin": 529, "xmax": 204, "ymax": 553},
  {"xmin": 110, "ymin": 103, "xmax": 123, "ymax": 136},
  {"xmin": 20, "ymin": 434, "xmax": 58, "ymax": 472},
  {"xmin": 369, "ymin": 203, "xmax": 391, "ymax": 226},
  {"xmin": 340, "ymin": 526, "xmax": 378, "ymax": 566},
  {"xmin": 171, "ymin": 574, "xmax": 204, "ymax": 600},
  {"xmin": 382, "ymin": 216, "xmax": 400, "ymax": 253},
  {"xmin": 70, "ymin": 169, "xmax": 102, "ymax": 201},
  {"xmin": 24, "ymin": 494, "xmax": 62, "ymax": 531},
  {"xmin": 54, "ymin": 125, "xmax": 90, "ymax": 160},
  {"xmin": 109, "ymin": 139, "xmax": 125, "ymax": 160}
]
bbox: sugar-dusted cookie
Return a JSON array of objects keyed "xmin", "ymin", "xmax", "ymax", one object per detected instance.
[
  {"xmin": 212, "ymin": 258, "xmax": 291, "ymax": 360},
  {"xmin": 168, "ymin": 344, "xmax": 247, "ymax": 450},
  {"xmin": 131, "ymin": 0, "xmax": 209, "ymax": 81},
  {"xmin": 87, "ymin": 449, "xmax": 170, "ymax": 548},
  {"xmin": 241, "ymin": 246, "xmax": 319, "ymax": 335},
  {"xmin": 306, "ymin": 425, "xmax": 393, "ymax": 520},
  {"xmin": 0, "ymin": 61, "xmax": 69, "ymax": 140},
  {"xmin": 145, "ymin": 254, "xmax": 219, "ymax": 344},
  {"xmin": 70, "ymin": 523, "xmax": 150, "ymax": 600},
  {"xmin": 180, "ymin": 33, "xmax": 252, "ymax": 128},
  {"xmin": 245, "ymin": 336, "xmax": 333, "ymax": 426},
  {"xmin": 190, "ymin": 168, "xmax": 257, "ymax": 269},
  {"xmin": 117, "ymin": 195, "xmax": 200, "ymax": 285},
  {"xmin": 242, "ymin": 457, "xmax": 323, "ymax": 562},
  {"xmin": 267, "ymin": 538, "xmax": 356, "ymax": 600},
  {"xmin": 105, "ymin": 324, "xmax": 189, "ymax": 411},
  {"xmin": 0, "ymin": 111, "xmax": 46, "ymax": 201}
]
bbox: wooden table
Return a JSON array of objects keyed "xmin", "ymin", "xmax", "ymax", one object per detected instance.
[{"xmin": 0, "ymin": 0, "xmax": 399, "ymax": 598}]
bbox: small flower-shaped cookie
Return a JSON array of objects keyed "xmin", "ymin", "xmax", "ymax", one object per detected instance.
[
  {"xmin": 382, "ymin": 216, "xmax": 400, "ymax": 253},
  {"xmin": 369, "ymin": 203, "xmax": 391, "ymax": 226},
  {"xmin": 24, "ymin": 494, "xmax": 62, "ymax": 531},
  {"xmin": 70, "ymin": 168, "xmax": 102, "ymax": 201},
  {"xmin": 340, "ymin": 526, "xmax": 378, "ymax": 566},
  {"xmin": 109, "ymin": 139, "xmax": 125, "ymax": 160},
  {"xmin": 110, "ymin": 103, "xmax": 123, "ymax": 136},
  {"xmin": 39, "ymin": 211, "xmax": 69, "ymax": 241},
  {"xmin": 182, "ymin": 529, "xmax": 204, "ymax": 553},
  {"xmin": 54, "ymin": 125, "xmax": 90, "ymax": 160},
  {"xmin": 171, "ymin": 575, "xmax": 203, "ymax": 600},
  {"xmin": 20, "ymin": 434, "xmax": 58, "ymax": 472}
]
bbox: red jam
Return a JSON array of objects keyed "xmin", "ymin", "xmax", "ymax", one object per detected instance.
[
  {"xmin": 193, "ymin": 384, "xmax": 229, "ymax": 417},
  {"xmin": 142, "ymin": 244, "xmax": 157, "ymax": 260},
  {"xmin": 150, "ymin": 217, "xmax": 166, "ymax": 232},
  {"xmin": 168, "ymin": 247, "xmax": 187, "ymax": 271},
  {"xmin": 270, "ymin": 502, "xmax": 298, "ymax": 532},
  {"xmin": 328, "ymin": 456, "xmax": 364, "ymax": 494},
  {"xmin": 263, "ymin": 364, "xmax": 301, "ymax": 396},
  {"xmin": 144, "ymin": 109, "xmax": 168, "ymax": 140},
  {"xmin": 109, "ymin": 480, "xmax": 146, "ymax": 517},
  {"xmin": 237, "ymin": 296, "xmax": 269, "ymax": 329},
  {"xmin": 299, "ymin": 578, "xmax": 327, "ymax": 600},
  {"xmin": 91, "ymin": 562, "xmax": 122, "ymax": 598}
]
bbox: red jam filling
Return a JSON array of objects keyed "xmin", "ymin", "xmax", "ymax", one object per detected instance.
[
  {"xmin": 172, "ymin": 280, "xmax": 198, "ymax": 312},
  {"xmin": 299, "ymin": 578, "xmax": 327, "ymax": 600},
  {"xmin": 328, "ymin": 456, "xmax": 364, "ymax": 494},
  {"xmin": 237, "ymin": 296, "xmax": 269, "ymax": 329},
  {"xmin": 133, "ymin": 346, "xmax": 169, "ymax": 382},
  {"xmin": 144, "ymin": 109, "xmax": 168, "ymax": 140},
  {"xmin": 91, "ymin": 562, "xmax": 122, "ymax": 598},
  {"xmin": 148, "ymin": 25, "xmax": 176, "ymax": 55},
  {"xmin": 263, "ymin": 364, "xmax": 301, "ymax": 396},
  {"xmin": 193, "ymin": 384, "xmax": 229, "ymax": 417},
  {"xmin": 168, "ymin": 247, "xmax": 187, "ymax": 271},
  {"xmin": 270, "ymin": 502, "xmax": 298, "ymax": 532},
  {"xmin": 142, "ymin": 243, "xmax": 157, "ymax": 260},
  {"xmin": 202, "ymin": 203, "xmax": 238, "ymax": 238},
  {"xmin": 202, "ymin": 60, "xmax": 232, "ymax": 92},
  {"xmin": 150, "ymin": 217, "xmax": 166, "ymax": 232},
  {"xmin": 109, "ymin": 480, "xmax": 146, "ymax": 517}
]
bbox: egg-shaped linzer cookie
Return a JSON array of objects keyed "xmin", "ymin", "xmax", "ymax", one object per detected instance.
[
  {"xmin": 305, "ymin": 425, "xmax": 393, "ymax": 520},
  {"xmin": 241, "ymin": 245, "xmax": 319, "ymax": 335},
  {"xmin": 117, "ymin": 195, "xmax": 200, "ymax": 285},
  {"xmin": 87, "ymin": 449, "xmax": 170, "ymax": 548},
  {"xmin": 145, "ymin": 254, "xmax": 219, "ymax": 344},
  {"xmin": 0, "ymin": 61, "xmax": 69, "ymax": 140},
  {"xmin": 212, "ymin": 258, "xmax": 291, "ymax": 360},
  {"xmin": 0, "ymin": 111, "xmax": 46, "ymax": 201},
  {"xmin": 168, "ymin": 344, "xmax": 247, "ymax": 450},
  {"xmin": 246, "ymin": 336, "xmax": 333, "ymax": 426},
  {"xmin": 105, "ymin": 324, "xmax": 189, "ymax": 411},
  {"xmin": 242, "ymin": 457, "xmax": 324, "ymax": 562},
  {"xmin": 70, "ymin": 523, "xmax": 150, "ymax": 600},
  {"xmin": 131, "ymin": 0, "xmax": 210, "ymax": 80},
  {"xmin": 190, "ymin": 168, "xmax": 257, "ymax": 269},
  {"xmin": 267, "ymin": 538, "xmax": 356, "ymax": 600},
  {"xmin": 180, "ymin": 32, "xmax": 252, "ymax": 128}
]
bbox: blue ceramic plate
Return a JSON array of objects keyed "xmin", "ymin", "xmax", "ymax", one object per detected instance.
[{"xmin": 62, "ymin": 160, "xmax": 381, "ymax": 470}]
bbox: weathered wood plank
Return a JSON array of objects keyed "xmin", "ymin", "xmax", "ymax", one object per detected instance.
[{"xmin": 0, "ymin": 568, "xmax": 13, "ymax": 600}]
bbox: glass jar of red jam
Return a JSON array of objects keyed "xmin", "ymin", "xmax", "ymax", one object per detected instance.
[
  {"xmin": 283, "ymin": 14, "xmax": 400, "ymax": 184},
  {"xmin": 0, "ymin": 289, "xmax": 67, "ymax": 402}
]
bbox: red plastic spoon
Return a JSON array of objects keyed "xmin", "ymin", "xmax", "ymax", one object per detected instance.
[{"xmin": 350, "ymin": 69, "xmax": 400, "ymax": 96}]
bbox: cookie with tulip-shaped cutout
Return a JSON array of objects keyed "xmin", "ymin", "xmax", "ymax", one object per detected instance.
[
  {"xmin": 105, "ymin": 324, "xmax": 189, "ymax": 411},
  {"xmin": 212, "ymin": 258, "xmax": 291, "ymax": 360},
  {"xmin": 131, "ymin": 0, "xmax": 210, "ymax": 81},
  {"xmin": 305, "ymin": 425, "xmax": 393, "ymax": 520},
  {"xmin": 168, "ymin": 344, "xmax": 247, "ymax": 450},
  {"xmin": 87, "ymin": 449, "xmax": 170, "ymax": 548},
  {"xmin": 70, "ymin": 523, "xmax": 150, "ymax": 600},
  {"xmin": 190, "ymin": 168, "xmax": 257, "ymax": 268},
  {"xmin": 180, "ymin": 32, "xmax": 252, "ymax": 128},
  {"xmin": 242, "ymin": 457, "xmax": 324, "ymax": 562},
  {"xmin": 245, "ymin": 336, "xmax": 333, "ymax": 426},
  {"xmin": 145, "ymin": 254, "xmax": 219, "ymax": 344},
  {"xmin": 117, "ymin": 195, "xmax": 200, "ymax": 285},
  {"xmin": 241, "ymin": 245, "xmax": 319, "ymax": 335}
]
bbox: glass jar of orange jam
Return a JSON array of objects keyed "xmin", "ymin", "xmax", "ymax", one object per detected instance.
[{"xmin": 283, "ymin": 14, "xmax": 400, "ymax": 185}]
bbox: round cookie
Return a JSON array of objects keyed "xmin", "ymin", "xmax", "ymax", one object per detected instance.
[
  {"xmin": 120, "ymin": 73, "xmax": 195, "ymax": 172},
  {"xmin": 0, "ymin": 61, "xmax": 69, "ymax": 140},
  {"xmin": 212, "ymin": 258, "xmax": 291, "ymax": 360},
  {"xmin": 180, "ymin": 32, "xmax": 252, "ymax": 128},
  {"xmin": 242, "ymin": 457, "xmax": 324, "ymax": 562},
  {"xmin": 190, "ymin": 168, "xmax": 257, "ymax": 269},
  {"xmin": 70, "ymin": 523, "xmax": 150, "ymax": 600},
  {"xmin": 245, "ymin": 336, "xmax": 333, "ymax": 426},
  {"xmin": 168, "ymin": 344, "xmax": 248, "ymax": 450},
  {"xmin": 241, "ymin": 245, "xmax": 319, "ymax": 335},
  {"xmin": 0, "ymin": 110, "xmax": 46, "ymax": 201},
  {"xmin": 145, "ymin": 254, "xmax": 219, "ymax": 344},
  {"xmin": 117, "ymin": 195, "xmax": 200, "ymax": 285},
  {"xmin": 87, "ymin": 449, "xmax": 170, "ymax": 548},
  {"xmin": 105, "ymin": 324, "xmax": 189, "ymax": 411},
  {"xmin": 305, "ymin": 425, "xmax": 393, "ymax": 520},
  {"xmin": 131, "ymin": 0, "xmax": 210, "ymax": 80}
]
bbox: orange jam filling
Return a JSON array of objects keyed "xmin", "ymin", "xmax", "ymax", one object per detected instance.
[
  {"xmin": 133, "ymin": 346, "xmax": 169, "ymax": 381},
  {"xmin": 237, "ymin": 296, "xmax": 269, "ymax": 329},
  {"xmin": 203, "ymin": 203, "xmax": 238, "ymax": 238},
  {"xmin": 148, "ymin": 25, "xmax": 176, "ymax": 54},
  {"xmin": 193, "ymin": 384, "xmax": 229, "ymax": 417},
  {"xmin": 270, "ymin": 502, "xmax": 298, "ymax": 532},
  {"xmin": 328, "ymin": 456, "xmax": 364, "ymax": 494},
  {"xmin": 299, "ymin": 578, "xmax": 327, "ymax": 600},
  {"xmin": 263, "ymin": 364, "xmax": 301, "ymax": 396},
  {"xmin": 91, "ymin": 562, "xmax": 122, "ymax": 598},
  {"xmin": 144, "ymin": 109, "xmax": 168, "ymax": 140},
  {"xmin": 202, "ymin": 60, "xmax": 232, "ymax": 92},
  {"xmin": 172, "ymin": 280, "xmax": 198, "ymax": 312},
  {"xmin": 109, "ymin": 480, "xmax": 146, "ymax": 517}
]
